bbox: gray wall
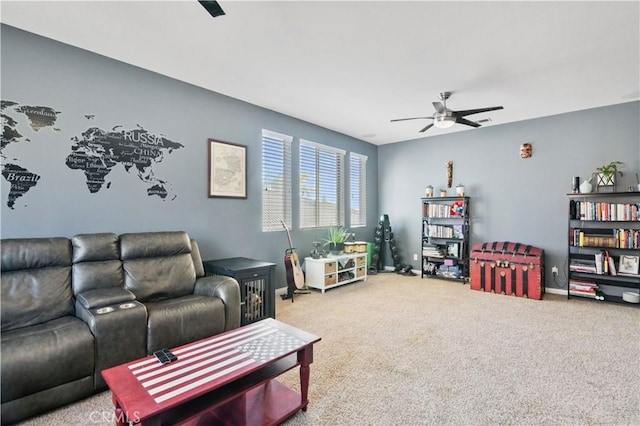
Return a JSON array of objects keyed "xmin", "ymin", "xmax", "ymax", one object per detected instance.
[
  {"xmin": 2, "ymin": 24, "xmax": 638, "ymax": 294},
  {"xmin": 379, "ymin": 101, "xmax": 640, "ymax": 291},
  {"xmin": 0, "ymin": 25, "xmax": 379, "ymax": 289}
]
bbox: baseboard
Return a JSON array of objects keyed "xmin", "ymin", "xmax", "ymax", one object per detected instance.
[
  {"xmin": 276, "ymin": 279, "xmax": 567, "ymax": 296},
  {"xmin": 545, "ymin": 287, "xmax": 566, "ymax": 296}
]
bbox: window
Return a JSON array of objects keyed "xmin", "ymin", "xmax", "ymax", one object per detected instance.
[
  {"xmin": 350, "ymin": 153, "xmax": 367, "ymax": 227},
  {"xmin": 261, "ymin": 130, "xmax": 292, "ymax": 232},
  {"xmin": 299, "ymin": 140, "xmax": 345, "ymax": 228}
]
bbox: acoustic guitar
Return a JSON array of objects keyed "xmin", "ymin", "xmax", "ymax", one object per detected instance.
[{"xmin": 281, "ymin": 221, "xmax": 306, "ymax": 301}]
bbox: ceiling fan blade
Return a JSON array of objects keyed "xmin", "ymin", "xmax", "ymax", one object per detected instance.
[
  {"xmin": 419, "ymin": 123, "xmax": 434, "ymax": 133},
  {"xmin": 454, "ymin": 106, "xmax": 504, "ymax": 117},
  {"xmin": 432, "ymin": 102, "xmax": 445, "ymax": 113},
  {"xmin": 456, "ymin": 117, "xmax": 481, "ymax": 128},
  {"xmin": 199, "ymin": 0, "xmax": 226, "ymax": 18},
  {"xmin": 390, "ymin": 117, "xmax": 433, "ymax": 122}
]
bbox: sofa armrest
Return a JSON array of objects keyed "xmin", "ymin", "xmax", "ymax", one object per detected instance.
[
  {"xmin": 194, "ymin": 275, "xmax": 241, "ymax": 330},
  {"xmin": 75, "ymin": 288, "xmax": 136, "ymax": 310}
]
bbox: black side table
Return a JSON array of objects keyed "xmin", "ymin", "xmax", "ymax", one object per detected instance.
[{"xmin": 203, "ymin": 257, "xmax": 277, "ymax": 325}]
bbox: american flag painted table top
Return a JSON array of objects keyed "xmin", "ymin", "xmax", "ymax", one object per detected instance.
[{"xmin": 102, "ymin": 318, "xmax": 321, "ymax": 423}]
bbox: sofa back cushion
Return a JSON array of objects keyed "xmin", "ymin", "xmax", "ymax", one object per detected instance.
[
  {"xmin": 72, "ymin": 233, "xmax": 123, "ymax": 295},
  {"xmin": 120, "ymin": 231, "xmax": 197, "ymax": 302},
  {"xmin": 1, "ymin": 237, "xmax": 74, "ymax": 332}
]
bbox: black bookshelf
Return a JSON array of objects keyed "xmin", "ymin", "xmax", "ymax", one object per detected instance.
[
  {"xmin": 567, "ymin": 192, "xmax": 639, "ymax": 306},
  {"xmin": 421, "ymin": 196, "xmax": 470, "ymax": 283}
]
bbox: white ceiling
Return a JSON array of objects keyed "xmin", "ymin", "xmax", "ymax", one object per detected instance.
[{"xmin": 1, "ymin": 1, "xmax": 639, "ymax": 145}]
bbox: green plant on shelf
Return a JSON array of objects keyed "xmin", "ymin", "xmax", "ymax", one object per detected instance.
[
  {"xmin": 322, "ymin": 226, "xmax": 350, "ymax": 246},
  {"xmin": 595, "ymin": 161, "xmax": 623, "ymax": 185}
]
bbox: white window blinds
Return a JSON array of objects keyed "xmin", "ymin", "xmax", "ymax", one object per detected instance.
[
  {"xmin": 261, "ymin": 130, "xmax": 292, "ymax": 232},
  {"xmin": 350, "ymin": 153, "xmax": 367, "ymax": 227},
  {"xmin": 299, "ymin": 140, "xmax": 345, "ymax": 228}
]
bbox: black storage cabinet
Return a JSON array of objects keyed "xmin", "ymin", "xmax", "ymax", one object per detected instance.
[{"xmin": 203, "ymin": 257, "xmax": 277, "ymax": 325}]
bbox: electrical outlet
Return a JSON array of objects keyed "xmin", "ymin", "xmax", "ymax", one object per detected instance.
[
  {"xmin": 552, "ymin": 266, "xmax": 559, "ymax": 276},
  {"xmin": 413, "ymin": 253, "xmax": 418, "ymax": 261}
]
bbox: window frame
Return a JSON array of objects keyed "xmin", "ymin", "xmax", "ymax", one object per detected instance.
[
  {"xmin": 261, "ymin": 129, "xmax": 293, "ymax": 232},
  {"xmin": 299, "ymin": 139, "xmax": 345, "ymax": 229}
]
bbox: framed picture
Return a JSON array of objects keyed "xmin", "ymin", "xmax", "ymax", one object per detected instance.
[
  {"xmin": 208, "ymin": 139, "xmax": 247, "ymax": 198},
  {"xmin": 446, "ymin": 242, "xmax": 460, "ymax": 258},
  {"xmin": 618, "ymin": 255, "xmax": 639, "ymax": 275}
]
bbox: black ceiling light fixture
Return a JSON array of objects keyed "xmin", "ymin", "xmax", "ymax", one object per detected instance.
[
  {"xmin": 391, "ymin": 91, "xmax": 504, "ymax": 133},
  {"xmin": 198, "ymin": 0, "xmax": 225, "ymax": 18}
]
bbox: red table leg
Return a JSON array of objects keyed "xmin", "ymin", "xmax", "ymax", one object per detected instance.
[{"xmin": 298, "ymin": 346, "xmax": 314, "ymax": 411}]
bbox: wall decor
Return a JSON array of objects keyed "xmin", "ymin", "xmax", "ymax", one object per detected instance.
[
  {"xmin": 618, "ymin": 255, "xmax": 639, "ymax": 276},
  {"xmin": 520, "ymin": 143, "xmax": 532, "ymax": 159},
  {"xmin": 446, "ymin": 161, "xmax": 453, "ymax": 188},
  {"xmin": 208, "ymin": 139, "xmax": 247, "ymax": 198}
]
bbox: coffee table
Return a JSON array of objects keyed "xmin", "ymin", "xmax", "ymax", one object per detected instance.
[{"xmin": 101, "ymin": 318, "xmax": 321, "ymax": 425}]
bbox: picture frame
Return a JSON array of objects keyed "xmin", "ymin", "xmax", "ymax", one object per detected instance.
[
  {"xmin": 446, "ymin": 242, "xmax": 460, "ymax": 258},
  {"xmin": 208, "ymin": 139, "xmax": 247, "ymax": 198},
  {"xmin": 618, "ymin": 255, "xmax": 639, "ymax": 275}
]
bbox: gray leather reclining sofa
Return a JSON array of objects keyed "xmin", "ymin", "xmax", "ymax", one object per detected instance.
[{"xmin": 1, "ymin": 231, "xmax": 241, "ymax": 424}]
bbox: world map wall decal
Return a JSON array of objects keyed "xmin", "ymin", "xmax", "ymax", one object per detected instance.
[{"xmin": 1, "ymin": 100, "xmax": 184, "ymax": 209}]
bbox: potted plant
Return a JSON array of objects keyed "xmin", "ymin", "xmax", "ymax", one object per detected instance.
[
  {"xmin": 439, "ymin": 189, "xmax": 447, "ymax": 197},
  {"xmin": 595, "ymin": 161, "xmax": 623, "ymax": 187},
  {"xmin": 323, "ymin": 226, "xmax": 350, "ymax": 255}
]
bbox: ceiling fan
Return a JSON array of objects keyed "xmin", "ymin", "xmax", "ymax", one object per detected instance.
[
  {"xmin": 198, "ymin": 0, "xmax": 225, "ymax": 18},
  {"xmin": 391, "ymin": 92, "xmax": 504, "ymax": 133}
]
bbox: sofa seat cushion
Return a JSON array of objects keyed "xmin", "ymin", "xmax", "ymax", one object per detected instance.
[
  {"xmin": 145, "ymin": 295, "xmax": 226, "ymax": 353},
  {"xmin": 1, "ymin": 316, "xmax": 94, "ymax": 402}
]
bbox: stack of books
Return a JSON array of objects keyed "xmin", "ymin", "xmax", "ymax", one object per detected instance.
[
  {"xmin": 569, "ymin": 279, "xmax": 599, "ymax": 299},
  {"xmin": 422, "ymin": 244, "xmax": 445, "ymax": 258},
  {"xmin": 569, "ymin": 259, "xmax": 597, "ymax": 273}
]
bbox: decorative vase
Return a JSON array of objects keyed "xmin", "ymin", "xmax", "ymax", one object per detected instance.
[
  {"xmin": 439, "ymin": 190, "xmax": 447, "ymax": 197},
  {"xmin": 579, "ymin": 180, "xmax": 593, "ymax": 193},
  {"xmin": 456, "ymin": 185, "xmax": 465, "ymax": 196},
  {"xmin": 425, "ymin": 186, "xmax": 433, "ymax": 197}
]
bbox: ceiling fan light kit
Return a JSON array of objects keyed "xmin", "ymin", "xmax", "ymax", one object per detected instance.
[
  {"xmin": 391, "ymin": 91, "xmax": 504, "ymax": 133},
  {"xmin": 434, "ymin": 114, "xmax": 456, "ymax": 129}
]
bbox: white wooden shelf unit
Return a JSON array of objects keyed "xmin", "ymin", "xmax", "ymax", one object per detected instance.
[{"xmin": 304, "ymin": 253, "xmax": 367, "ymax": 293}]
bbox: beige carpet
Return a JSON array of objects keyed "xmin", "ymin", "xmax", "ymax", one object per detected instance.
[{"xmin": 16, "ymin": 274, "xmax": 640, "ymax": 425}]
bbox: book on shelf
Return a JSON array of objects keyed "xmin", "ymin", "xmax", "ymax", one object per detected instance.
[
  {"xmin": 604, "ymin": 250, "xmax": 617, "ymax": 276},
  {"xmin": 569, "ymin": 259, "xmax": 597, "ymax": 273},
  {"xmin": 422, "ymin": 244, "xmax": 445, "ymax": 258},
  {"xmin": 426, "ymin": 224, "xmax": 465, "ymax": 239},
  {"xmin": 424, "ymin": 201, "xmax": 466, "ymax": 218},
  {"xmin": 569, "ymin": 279, "xmax": 599, "ymax": 298},
  {"xmin": 594, "ymin": 252, "xmax": 603, "ymax": 274},
  {"xmin": 569, "ymin": 289, "xmax": 598, "ymax": 299},
  {"xmin": 575, "ymin": 201, "xmax": 640, "ymax": 221}
]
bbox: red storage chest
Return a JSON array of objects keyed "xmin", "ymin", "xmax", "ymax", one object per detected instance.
[{"xmin": 470, "ymin": 241, "xmax": 545, "ymax": 300}]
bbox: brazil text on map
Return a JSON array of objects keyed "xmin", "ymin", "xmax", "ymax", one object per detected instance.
[
  {"xmin": 1, "ymin": 101, "xmax": 61, "ymax": 208},
  {"xmin": 1, "ymin": 99, "xmax": 185, "ymax": 209}
]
